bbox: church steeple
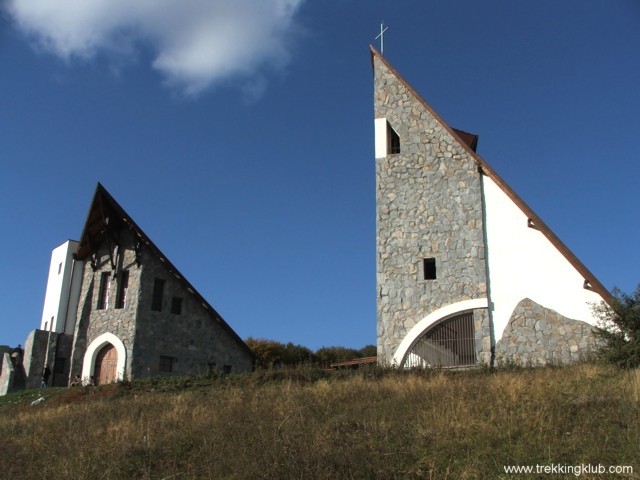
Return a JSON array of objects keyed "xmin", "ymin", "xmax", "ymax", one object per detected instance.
[{"xmin": 372, "ymin": 47, "xmax": 610, "ymax": 367}]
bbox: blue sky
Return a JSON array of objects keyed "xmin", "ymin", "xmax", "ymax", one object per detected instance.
[{"xmin": 1, "ymin": 1, "xmax": 639, "ymax": 351}]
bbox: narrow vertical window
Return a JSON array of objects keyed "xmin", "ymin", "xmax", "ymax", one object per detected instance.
[
  {"xmin": 151, "ymin": 278, "xmax": 165, "ymax": 311},
  {"xmin": 387, "ymin": 122, "xmax": 400, "ymax": 154},
  {"xmin": 58, "ymin": 262, "xmax": 63, "ymax": 275},
  {"xmin": 171, "ymin": 297, "xmax": 183, "ymax": 315},
  {"xmin": 423, "ymin": 258, "xmax": 437, "ymax": 280},
  {"xmin": 97, "ymin": 272, "xmax": 111, "ymax": 310},
  {"xmin": 115, "ymin": 270, "xmax": 129, "ymax": 309}
]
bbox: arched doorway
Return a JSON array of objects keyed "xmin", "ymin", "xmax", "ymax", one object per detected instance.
[
  {"xmin": 82, "ymin": 333, "xmax": 127, "ymax": 383},
  {"xmin": 94, "ymin": 343, "xmax": 118, "ymax": 385},
  {"xmin": 392, "ymin": 298, "xmax": 488, "ymax": 367},
  {"xmin": 403, "ymin": 312, "xmax": 476, "ymax": 368}
]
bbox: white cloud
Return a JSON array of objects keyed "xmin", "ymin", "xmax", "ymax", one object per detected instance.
[{"xmin": 6, "ymin": 0, "xmax": 304, "ymax": 96}]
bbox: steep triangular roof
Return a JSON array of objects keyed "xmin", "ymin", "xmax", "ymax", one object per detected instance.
[
  {"xmin": 370, "ymin": 46, "xmax": 611, "ymax": 304},
  {"xmin": 76, "ymin": 183, "xmax": 254, "ymax": 356}
]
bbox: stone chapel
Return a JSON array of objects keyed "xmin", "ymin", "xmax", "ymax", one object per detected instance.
[
  {"xmin": 0, "ymin": 183, "xmax": 253, "ymax": 394},
  {"xmin": 372, "ymin": 47, "xmax": 611, "ymax": 367}
]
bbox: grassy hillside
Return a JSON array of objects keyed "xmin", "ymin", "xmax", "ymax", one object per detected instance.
[{"xmin": 0, "ymin": 363, "xmax": 638, "ymax": 479}]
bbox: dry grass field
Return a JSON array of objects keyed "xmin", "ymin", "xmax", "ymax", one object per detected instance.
[{"xmin": 0, "ymin": 363, "xmax": 638, "ymax": 479}]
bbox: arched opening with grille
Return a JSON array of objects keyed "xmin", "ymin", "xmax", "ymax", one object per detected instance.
[{"xmin": 403, "ymin": 312, "xmax": 476, "ymax": 368}]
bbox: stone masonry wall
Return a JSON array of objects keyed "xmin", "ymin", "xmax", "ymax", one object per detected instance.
[
  {"xmin": 69, "ymin": 223, "xmax": 252, "ymax": 381},
  {"xmin": 0, "ymin": 346, "xmax": 11, "ymax": 379},
  {"xmin": 133, "ymin": 247, "xmax": 253, "ymax": 377},
  {"xmin": 495, "ymin": 298, "xmax": 598, "ymax": 365},
  {"xmin": 22, "ymin": 329, "xmax": 56, "ymax": 389},
  {"xmin": 374, "ymin": 54, "xmax": 489, "ymax": 364},
  {"xmin": 69, "ymin": 229, "xmax": 140, "ymax": 381},
  {"xmin": 51, "ymin": 333, "xmax": 74, "ymax": 387},
  {"xmin": 0, "ymin": 353, "xmax": 15, "ymax": 396},
  {"xmin": 474, "ymin": 309, "xmax": 492, "ymax": 366}
]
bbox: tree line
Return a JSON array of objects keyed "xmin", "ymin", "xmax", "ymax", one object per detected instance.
[{"xmin": 244, "ymin": 337, "xmax": 376, "ymax": 368}]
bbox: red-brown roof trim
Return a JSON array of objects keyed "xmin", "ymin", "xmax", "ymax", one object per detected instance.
[{"xmin": 370, "ymin": 46, "xmax": 612, "ymax": 304}]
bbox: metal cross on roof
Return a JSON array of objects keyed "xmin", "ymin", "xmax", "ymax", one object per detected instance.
[{"xmin": 375, "ymin": 22, "xmax": 389, "ymax": 55}]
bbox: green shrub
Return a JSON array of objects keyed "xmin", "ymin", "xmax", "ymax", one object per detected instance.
[{"xmin": 594, "ymin": 284, "xmax": 640, "ymax": 368}]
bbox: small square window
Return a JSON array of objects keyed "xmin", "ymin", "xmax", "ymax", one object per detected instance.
[
  {"xmin": 223, "ymin": 365, "xmax": 232, "ymax": 375},
  {"xmin": 423, "ymin": 258, "xmax": 437, "ymax": 280},
  {"xmin": 171, "ymin": 297, "xmax": 183, "ymax": 315},
  {"xmin": 159, "ymin": 355, "xmax": 175, "ymax": 373}
]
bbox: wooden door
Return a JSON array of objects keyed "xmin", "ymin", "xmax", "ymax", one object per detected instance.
[{"xmin": 94, "ymin": 344, "xmax": 118, "ymax": 385}]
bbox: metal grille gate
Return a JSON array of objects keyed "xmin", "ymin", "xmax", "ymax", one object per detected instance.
[{"xmin": 403, "ymin": 312, "xmax": 476, "ymax": 368}]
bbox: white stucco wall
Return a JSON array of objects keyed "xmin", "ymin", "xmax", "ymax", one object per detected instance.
[
  {"xmin": 482, "ymin": 176, "xmax": 604, "ymax": 342},
  {"xmin": 374, "ymin": 117, "xmax": 388, "ymax": 159},
  {"xmin": 41, "ymin": 240, "xmax": 83, "ymax": 334}
]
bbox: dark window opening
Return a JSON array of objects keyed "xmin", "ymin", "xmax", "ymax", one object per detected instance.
[
  {"xmin": 387, "ymin": 122, "xmax": 400, "ymax": 154},
  {"xmin": 54, "ymin": 357, "xmax": 66, "ymax": 374},
  {"xmin": 207, "ymin": 362, "xmax": 217, "ymax": 376},
  {"xmin": 171, "ymin": 297, "xmax": 183, "ymax": 315},
  {"xmin": 223, "ymin": 365, "xmax": 232, "ymax": 375},
  {"xmin": 97, "ymin": 272, "xmax": 111, "ymax": 310},
  {"xmin": 151, "ymin": 278, "xmax": 165, "ymax": 311},
  {"xmin": 423, "ymin": 258, "xmax": 437, "ymax": 280},
  {"xmin": 115, "ymin": 270, "xmax": 129, "ymax": 309},
  {"xmin": 159, "ymin": 355, "xmax": 175, "ymax": 373},
  {"xmin": 58, "ymin": 262, "xmax": 63, "ymax": 275}
]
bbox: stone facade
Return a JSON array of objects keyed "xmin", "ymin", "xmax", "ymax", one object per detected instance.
[
  {"xmin": 23, "ymin": 329, "xmax": 54, "ymax": 389},
  {"xmin": 0, "ymin": 183, "xmax": 253, "ymax": 396},
  {"xmin": 14, "ymin": 329, "xmax": 73, "ymax": 389},
  {"xmin": 67, "ymin": 186, "xmax": 254, "ymax": 382},
  {"xmin": 495, "ymin": 298, "xmax": 598, "ymax": 365},
  {"xmin": 132, "ymin": 237, "xmax": 253, "ymax": 377},
  {"xmin": 0, "ymin": 353, "xmax": 15, "ymax": 395},
  {"xmin": 69, "ymin": 230, "xmax": 253, "ymax": 381},
  {"xmin": 372, "ymin": 48, "xmax": 607, "ymax": 368},
  {"xmin": 473, "ymin": 309, "xmax": 492, "ymax": 366},
  {"xmin": 69, "ymin": 229, "xmax": 140, "ymax": 381},
  {"xmin": 374, "ymin": 53, "xmax": 489, "ymax": 364}
]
